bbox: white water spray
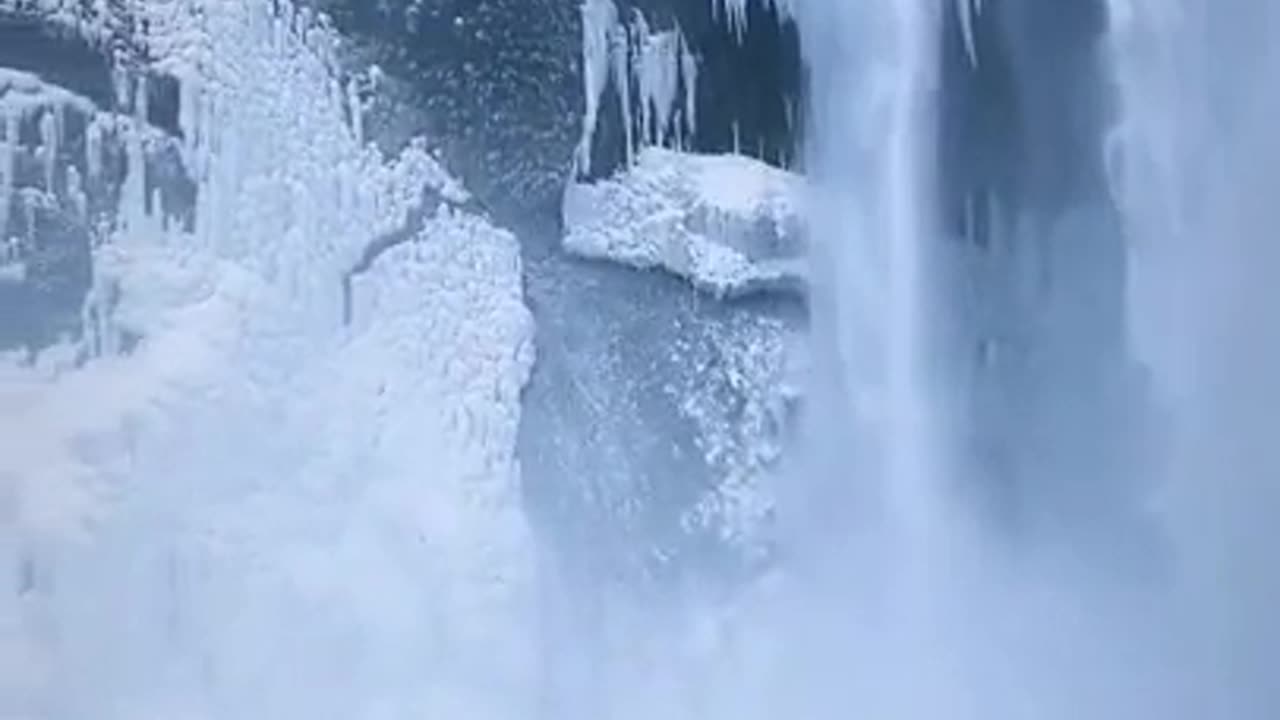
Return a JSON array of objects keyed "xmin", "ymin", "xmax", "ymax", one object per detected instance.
[
  {"xmin": 792, "ymin": 0, "xmax": 1270, "ymax": 716},
  {"xmin": 796, "ymin": 1, "xmax": 981, "ymax": 716},
  {"xmin": 1109, "ymin": 2, "xmax": 1280, "ymax": 716}
]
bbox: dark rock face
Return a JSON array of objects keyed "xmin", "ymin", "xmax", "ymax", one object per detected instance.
[
  {"xmin": 317, "ymin": 0, "xmax": 802, "ymax": 211},
  {"xmin": 316, "ymin": 0, "xmax": 583, "ymax": 210}
]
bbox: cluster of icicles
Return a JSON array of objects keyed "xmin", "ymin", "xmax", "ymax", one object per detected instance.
[{"xmin": 578, "ymin": 0, "xmax": 701, "ymax": 176}]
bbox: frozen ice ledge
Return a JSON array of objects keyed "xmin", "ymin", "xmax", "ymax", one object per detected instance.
[{"xmin": 563, "ymin": 147, "xmax": 806, "ymax": 300}]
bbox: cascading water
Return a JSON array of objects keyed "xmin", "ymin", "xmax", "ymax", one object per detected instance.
[
  {"xmin": 1109, "ymin": 1, "xmax": 1280, "ymax": 715},
  {"xmin": 794, "ymin": 0, "xmax": 1278, "ymax": 717},
  {"xmin": 796, "ymin": 1, "xmax": 970, "ymax": 716},
  {"xmin": 5, "ymin": 1, "xmax": 1278, "ymax": 718}
]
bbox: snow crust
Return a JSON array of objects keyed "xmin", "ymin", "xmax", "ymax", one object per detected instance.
[
  {"xmin": 564, "ymin": 146, "xmax": 806, "ymax": 298},
  {"xmin": 1, "ymin": 2, "xmax": 536, "ymax": 717}
]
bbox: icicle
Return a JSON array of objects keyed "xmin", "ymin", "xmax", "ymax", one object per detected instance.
[
  {"xmin": 680, "ymin": 27, "xmax": 698, "ymax": 146},
  {"xmin": 85, "ymin": 114, "xmax": 104, "ymax": 181},
  {"xmin": 957, "ymin": 0, "xmax": 982, "ymax": 67},
  {"xmin": 39, "ymin": 108, "xmax": 58, "ymax": 193},
  {"xmin": 710, "ymin": 0, "xmax": 794, "ymax": 40},
  {"xmin": 66, "ymin": 164, "xmax": 87, "ymax": 220},
  {"xmin": 634, "ymin": 18, "xmax": 681, "ymax": 148},
  {"xmin": 0, "ymin": 108, "xmax": 16, "ymax": 240},
  {"xmin": 713, "ymin": 0, "xmax": 749, "ymax": 43},
  {"xmin": 177, "ymin": 71, "xmax": 202, "ymax": 172},
  {"xmin": 346, "ymin": 77, "xmax": 364, "ymax": 147},
  {"xmin": 631, "ymin": 12, "xmax": 652, "ymax": 146},
  {"xmin": 577, "ymin": 0, "xmax": 620, "ymax": 175},
  {"xmin": 611, "ymin": 23, "xmax": 633, "ymax": 166},
  {"xmin": 134, "ymin": 73, "xmax": 149, "ymax": 127},
  {"xmin": 111, "ymin": 66, "xmax": 131, "ymax": 113}
]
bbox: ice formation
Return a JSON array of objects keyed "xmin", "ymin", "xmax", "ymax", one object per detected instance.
[
  {"xmin": 956, "ymin": 0, "xmax": 983, "ymax": 66},
  {"xmin": 0, "ymin": 0, "xmax": 128, "ymax": 46},
  {"xmin": 1, "ymin": 1, "xmax": 536, "ymax": 717},
  {"xmin": 711, "ymin": 0, "xmax": 796, "ymax": 42},
  {"xmin": 1, "ymin": 68, "xmax": 98, "ymax": 235},
  {"xmin": 563, "ymin": 146, "xmax": 806, "ymax": 298},
  {"xmin": 577, "ymin": 0, "xmax": 700, "ymax": 175}
]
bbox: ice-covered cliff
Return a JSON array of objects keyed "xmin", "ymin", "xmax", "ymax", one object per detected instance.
[{"xmin": 1, "ymin": 3, "xmax": 540, "ymax": 717}]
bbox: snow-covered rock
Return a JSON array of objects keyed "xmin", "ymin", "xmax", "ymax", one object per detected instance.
[{"xmin": 563, "ymin": 147, "xmax": 806, "ymax": 299}]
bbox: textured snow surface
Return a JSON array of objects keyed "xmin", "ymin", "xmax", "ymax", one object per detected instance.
[
  {"xmin": 564, "ymin": 146, "xmax": 806, "ymax": 298},
  {"xmin": 0, "ymin": 2, "xmax": 537, "ymax": 717}
]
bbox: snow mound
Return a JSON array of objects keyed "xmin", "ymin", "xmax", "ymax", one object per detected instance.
[{"xmin": 563, "ymin": 147, "xmax": 806, "ymax": 298}]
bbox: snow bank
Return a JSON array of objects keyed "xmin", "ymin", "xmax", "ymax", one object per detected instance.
[{"xmin": 563, "ymin": 146, "xmax": 806, "ymax": 298}]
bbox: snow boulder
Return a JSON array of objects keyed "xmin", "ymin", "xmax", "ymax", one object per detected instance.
[{"xmin": 563, "ymin": 147, "xmax": 806, "ymax": 299}]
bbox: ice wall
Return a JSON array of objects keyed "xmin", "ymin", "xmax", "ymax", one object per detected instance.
[{"xmin": 1, "ymin": 2, "xmax": 538, "ymax": 718}]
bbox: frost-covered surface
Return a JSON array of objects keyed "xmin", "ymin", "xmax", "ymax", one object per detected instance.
[
  {"xmin": 1, "ymin": 2, "xmax": 537, "ymax": 717},
  {"xmin": 564, "ymin": 146, "xmax": 806, "ymax": 298}
]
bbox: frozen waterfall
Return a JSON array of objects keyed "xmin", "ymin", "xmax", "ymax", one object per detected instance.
[{"xmin": 2, "ymin": 0, "xmax": 1278, "ymax": 718}]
